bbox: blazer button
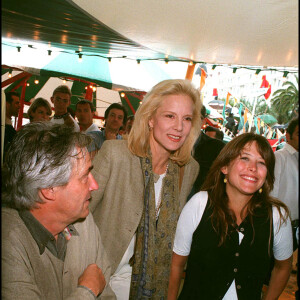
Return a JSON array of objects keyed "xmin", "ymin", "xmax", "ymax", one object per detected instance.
[
  {"xmin": 234, "ymin": 268, "xmax": 238, "ymax": 272},
  {"xmin": 240, "ymin": 227, "xmax": 244, "ymax": 232},
  {"xmin": 237, "ymin": 285, "xmax": 241, "ymax": 289},
  {"xmin": 235, "ymin": 252, "xmax": 239, "ymax": 257}
]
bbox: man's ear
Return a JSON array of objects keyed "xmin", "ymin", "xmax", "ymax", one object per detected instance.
[
  {"xmin": 39, "ymin": 187, "xmax": 56, "ymax": 201},
  {"xmin": 50, "ymin": 96, "xmax": 54, "ymax": 104}
]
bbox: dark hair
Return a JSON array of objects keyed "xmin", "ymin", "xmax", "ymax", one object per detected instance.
[
  {"xmin": 76, "ymin": 100, "xmax": 95, "ymax": 112},
  {"xmin": 5, "ymin": 91, "xmax": 20, "ymax": 104},
  {"xmin": 202, "ymin": 132, "xmax": 289, "ymax": 246},
  {"xmin": 52, "ymin": 85, "xmax": 72, "ymax": 97},
  {"xmin": 2, "ymin": 122, "xmax": 92, "ymax": 210},
  {"xmin": 286, "ymin": 117, "xmax": 298, "ymax": 136},
  {"xmin": 127, "ymin": 115, "xmax": 135, "ymax": 122},
  {"xmin": 104, "ymin": 103, "xmax": 128, "ymax": 125},
  {"xmin": 205, "ymin": 126, "xmax": 224, "ymax": 140}
]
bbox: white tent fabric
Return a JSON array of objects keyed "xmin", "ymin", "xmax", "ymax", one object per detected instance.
[{"xmin": 72, "ymin": 0, "xmax": 298, "ymax": 68}]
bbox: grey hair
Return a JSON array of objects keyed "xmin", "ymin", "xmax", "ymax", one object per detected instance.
[{"xmin": 2, "ymin": 122, "xmax": 92, "ymax": 210}]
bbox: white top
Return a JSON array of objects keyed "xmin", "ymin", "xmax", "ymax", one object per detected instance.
[
  {"xmin": 173, "ymin": 191, "xmax": 293, "ymax": 300},
  {"xmin": 270, "ymin": 143, "xmax": 299, "ymax": 220},
  {"xmin": 84, "ymin": 123, "xmax": 101, "ymax": 133},
  {"xmin": 50, "ymin": 115, "xmax": 80, "ymax": 132}
]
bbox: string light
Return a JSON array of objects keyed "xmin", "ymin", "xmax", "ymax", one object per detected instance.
[
  {"xmin": 8, "ymin": 69, "xmax": 12, "ymax": 78},
  {"xmin": 120, "ymin": 92, "xmax": 125, "ymax": 97},
  {"xmin": 26, "ymin": 82, "xmax": 30, "ymax": 86},
  {"xmin": 93, "ymin": 87, "xmax": 97, "ymax": 92},
  {"xmin": 62, "ymin": 79, "xmax": 66, "ymax": 84},
  {"xmin": 78, "ymin": 53, "xmax": 83, "ymax": 62},
  {"xmin": 3, "ymin": 42, "xmax": 297, "ymax": 78},
  {"xmin": 34, "ymin": 78, "xmax": 39, "ymax": 84}
]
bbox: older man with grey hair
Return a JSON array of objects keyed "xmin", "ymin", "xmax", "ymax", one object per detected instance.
[{"xmin": 2, "ymin": 122, "xmax": 116, "ymax": 299}]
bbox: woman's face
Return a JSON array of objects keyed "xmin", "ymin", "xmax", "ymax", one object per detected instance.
[
  {"xmin": 148, "ymin": 94, "xmax": 193, "ymax": 156},
  {"xmin": 31, "ymin": 106, "xmax": 51, "ymax": 122},
  {"xmin": 221, "ymin": 141, "xmax": 267, "ymax": 199}
]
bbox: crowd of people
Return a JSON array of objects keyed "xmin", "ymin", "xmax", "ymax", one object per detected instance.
[{"xmin": 2, "ymin": 79, "xmax": 298, "ymax": 300}]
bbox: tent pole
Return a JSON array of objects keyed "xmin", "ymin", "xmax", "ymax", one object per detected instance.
[{"xmin": 16, "ymin": 80, "xmax": 27, "ymax": 130}]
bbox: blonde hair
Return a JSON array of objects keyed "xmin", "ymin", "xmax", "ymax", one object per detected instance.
[
  {"xmin": 128, "ymin": 79, "xmax": 202, "ymax": 165},
  {"xmin": 27, "ymin": 98, "xmax": 52, "ymax": 121}
]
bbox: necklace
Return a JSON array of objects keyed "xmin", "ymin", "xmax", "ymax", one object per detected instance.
[
  {"xmin": 53, "ymin": 112, "xmax": 69, "ymax": 119},
  {"xmin": 155, "ymin": 163, "xmax": 169, "ymax": 220}
]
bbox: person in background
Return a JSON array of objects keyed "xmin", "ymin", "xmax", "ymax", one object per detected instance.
[
  {"xmin": 4, "ymin": 91, "xmax": 20, "ymax": 159},
  {"xmin": 75, "ymin": 99, "xmax": 102, "ymax": 159},
  {"xmin": 205, "ymin": 125, "xmax": 224, "ymax": 141},
  {"xmin": 50, "ymin": 85, "xmax": 80, "ymax": 131},
  {"xmin": 270, "ymin": 117, "xmax": 298, "ymax": 274},
  {"xmin": 190, "ymin": 106, "xmax": 226, "ymax": 197},
  {"xmin": 168, "ymin": 133, "xmax": 293, "ymax": 300},
  {"xmin": 90, "ymin": 79, "xmax": 202, "ymax": 299},
  {"xmin": 97, "ymin": 103, "xmax": 128, "ymax": 150},
  {"xmin": 2, "ymin": 122, "xmax": 116, "ymax": 299},
  {"xmin": 27, "ymin": 97, "xmax": 52, "ymax": 122},
  {"xmin": 225, "ymin": 112, "xmax": 235, "ymax": 133},
  {"xmin": 122, "ymin": 115, "xmax": 135, "ymax": 140}
]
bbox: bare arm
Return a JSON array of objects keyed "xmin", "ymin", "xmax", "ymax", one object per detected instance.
[
  {"xmin": 167, "ymin": 252, "xmax": 188, "ymax": 300},
  {"xmin": 263, "ymin": 256, "xmax": 292, "ymax": 300}
]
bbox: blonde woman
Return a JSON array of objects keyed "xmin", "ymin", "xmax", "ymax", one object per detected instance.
[{"xmin": 90, "ymin": 79, "xmax": 202, "ymax": 299}]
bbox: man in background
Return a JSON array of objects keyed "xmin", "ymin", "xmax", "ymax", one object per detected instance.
[
  {"xmin": 50, "ymin": 85, "xmax": 80, "ymax": 131},
  {"xmin": 75, "ymin": 99, "xmax": 102, "ymax": 158},
  {"xmin": 271, "ymin": 117, "xmax": 298, "ymax": 252},
  {"xmin": 97, "ymin": 103, "xmax": 127, "ymax": 150},
  {"xmin": 2, "ymin": 122, "xmax": 116, "ymax": 299},
  {"xmin": 190, "ymin": 106, "xmax": 226, "ymax": 197},
  {"xmin": 4, "ymin": 91, "xmax": 20, "ymax": 159}
]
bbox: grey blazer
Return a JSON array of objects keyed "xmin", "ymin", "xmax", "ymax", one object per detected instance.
[{"xmin": 90, "ymin": 140, "xmax": 199, "ymax": 274}]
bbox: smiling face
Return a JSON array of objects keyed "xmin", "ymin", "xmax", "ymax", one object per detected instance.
[
  {"xmin": 221, "ymin": 141, "xmax": 267, "ymax": 201},
  {"xmin": 30, "ymin": 106, "xmax": 51, "ymax": 122},
  {"xmin": 53, "ymin": 149, "xmax": 99, "ymax": 224},
  {"xmin": 148, "ymin": 94, "xmax": 194, "ymax": 157}
]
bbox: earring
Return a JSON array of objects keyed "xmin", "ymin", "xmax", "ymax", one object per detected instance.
[
  {"xmin": 224, "ymin": 178, "xmax": 227, "ymax": 183},
  {"xmin": 258, "ymin": 188, "xmax": 262, "ymax": 193}
]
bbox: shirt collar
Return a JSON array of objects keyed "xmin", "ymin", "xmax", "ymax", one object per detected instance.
[{"xmin": 18, "ymin": 210, "xmax": 79, "ymax": 255}]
